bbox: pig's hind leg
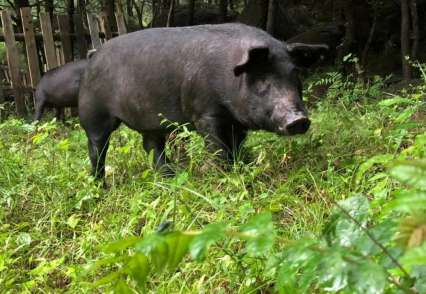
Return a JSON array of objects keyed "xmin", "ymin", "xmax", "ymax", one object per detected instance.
[{"xmin": 80, "ymin": 108, "xmax": 121, "ymax": 180}]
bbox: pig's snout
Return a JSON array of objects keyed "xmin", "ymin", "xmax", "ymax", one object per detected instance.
[
  {"xmin": 278, "ymin": 114, "xmax": 311, "ymax": 135},
  {"xmin": 285, "ymin": 116, "xmax": 311, "ymax": 134}
]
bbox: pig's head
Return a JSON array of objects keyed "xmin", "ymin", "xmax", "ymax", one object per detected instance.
[{"xmin": 232, "ymin": 40, "xmax": 328, "ymax": 136}]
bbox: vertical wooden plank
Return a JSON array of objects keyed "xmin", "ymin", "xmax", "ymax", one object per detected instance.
[
  {"xmin": 57, "ymin": 14, "xmax": 73, "ymax": 63},
  {"xmin": 87, "ymin": 14, "xmax": 102, "ymax": 49},
  {"xmin": 21, "ymin": 7, "xmax": 41, "ymax": 89},
  {"xmin": 115, "ymin": 10, "xmax": 127, "ymax": 35},
  {"xmin": 73, "ymin": 13, "xmax": 88, "ymax": 59},
  {"xmin": 1, "ymin": 10, "xmax": 26, "ymax": 116},
  {"xmin": 40, "ymin": 12, "xmax": 58, "ymax": 70},
  {"xmin": 99, "ymin": 13, "xmax": 112, "ymax": 40}
]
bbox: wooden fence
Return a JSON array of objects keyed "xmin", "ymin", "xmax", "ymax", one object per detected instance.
[{"xmin": 0, "ymin": 7, "xmax": 127, "ymax": 116}]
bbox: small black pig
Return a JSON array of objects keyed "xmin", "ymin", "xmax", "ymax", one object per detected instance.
[{"xmin": 34, "ymin": 50, "xmax": 96, "ymax": 121}]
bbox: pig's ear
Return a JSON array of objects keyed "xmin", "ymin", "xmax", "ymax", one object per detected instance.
[
  {"xmin": 234, "ymin": 46, "xmax": 270, "ymax": 76},
  {"xmin": 286, "ymin": 43, "xmax": 329, "ymax": 68}
]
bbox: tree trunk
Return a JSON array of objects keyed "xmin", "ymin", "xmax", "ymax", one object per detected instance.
[
  {"xmin": 335, "ymin": 0, "xmax": 355, "ymax": 66},
  {"xmin": 188, "ymin": 0, "xmax": 195, "ymax": 25},
  {"xmin": 151, "ymin": 0, "xmax": 157, "ymax": 27},
  {"xmin": 401, "ymin": 0, "xmax": 411, "ymax": 81},
  {"xmin": 127, "ymin": 0, "xmax": 133, "ymax": 17},
  {"xmin": 266, "ymin": 0, "xmax": 275, "ymax": 35},
  {"xmin": 166, "ymin": 0, "xmax": 175, "ymax": 27},
  {"xmin": 220, "ymin": 0, "xmax": 227, "ymax": 22},
  {"xmin": 102, "ymin": 0, "xmax": 117, "ymax": 33},
  {"xmin": 409, "ymin": 0, "xmax": 418, "ymax": 59}
]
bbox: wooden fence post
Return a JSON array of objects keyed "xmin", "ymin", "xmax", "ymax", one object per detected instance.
[
  {"xmin": 1, "ymin": 10, "xmax": 26, "ymax": 116},
  {"xmin": 57, "ymin": 15, "xmax": 73, "ymax": 63},
  {"xmin": 20, "ymin": 7, "xmax": 41, "ymax": 90},
  {"xmin": 115, "ymin": 10, "xmax": 127, "ymax": 35},
  {"xmin": 40, "ymin": 12, "xmax": 58, "ymax": 70},
  {"xmin": 99, "ymin": 13, "xmax": 112, "ymax": 40},
  {"xmin": 87, "ymin": 14, "xmax": 102, "ymax": 49}
]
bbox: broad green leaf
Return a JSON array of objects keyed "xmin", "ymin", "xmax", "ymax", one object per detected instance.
[
  {"xmin": 165, "ymin": 232, "xmax": 194, "ymax": 270},
  {"xmin": 277, "ymin": 265, "xmax": 298, "ymax": 294},
  {"xmin": 328, "ymin": 195, "xmax": 370, "ymax": 247},
  {"xmin": 386, "ymin": 190, "xmax": 426, "ymax": 213},
  {"xmin": 136, "ymin": 234, "xmax": 169, "ymax": 271},
  {"xmin": 395, "ymin": 107, "xmax": 417, "ymax": 123},
  {"xmin": 240, "ymin": 212, "xmax": 275, "ymax": 256},
  {"xmin": 190, "ymin": 223, "xmax": 227, "ymax": 261},
  {"xmin": 103, "ymin": 236, "xmax": 140, "ymax": 253},
  {"xmin": 354, "ymin": 219, "xmax": 395, "ymax": 256},
  {"xmin": 93, "ymin": 270, "xmax": 122, "ymax": 287},
  {"xmin": 83, "ymin": 255, "xmax": 128, "ymax": 275},
  {"xmin": 390, "ymin": 160, "xmax": 426, "ymax": 189},
  {"xmin": 126, "ymin": 252, "xmax": 149, "ymax": 289},
  {"xmin": 412, "ymin": 265, "xmax": 426, "ymax": 293},
  {"xmin": 400, "ymin": 244, "xmax": 426, "ymax": 271},
  {"xmin": 114, "ymin": 280, "xmax": 133, "ymax": 294},
  {"xmin": 319, "ymin": 250, "xmax": 349, "ymax": 292},
  {"xmin": 351, "ymin": 260, "xmax": 386, "ymax": 294}
]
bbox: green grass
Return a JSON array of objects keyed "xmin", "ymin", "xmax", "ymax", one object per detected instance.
[{"xmin": 0, "ymin": 74, "xmax": 425, "ymax": 293}]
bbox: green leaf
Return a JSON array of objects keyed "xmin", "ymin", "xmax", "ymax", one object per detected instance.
[
  {"xmin": 351, "ymin": 260, "xmax": 386, "ymax": 294},
  {"xmin": 395, "ymin": 107, "xmax": 417, "ymax": 123},
  {"xmin": 16, "ymin": 232, "xmax": 32, "ymax": 247},
  {"xmin": 412, "ymin": 266, "xmax": 426, "ymax": 293},
  {"xmin": 190, "ymin": 223, "xmax": 227, "ymax": 261},
  {"xmin": 328, "ymin": 195, "xmax": 370, "ymax": 247},
  {"xmin": 356, "ymin": 154, "xmax": 393, "ymax": 184},
  {"xmin": 386, "ymin": 190, "xmax": 426, "ymax": 213},
  {"xmin": 378, "ymin": 97, "xmax": 416, "ymax": 107},
  {"xmin": 67, "ymin": 214, "xmax": 80, "ymax": 229},
  {"xmin": 165, "ymin": 232, "xmax": 194, "ymax": 270},
  {"xmin": 240, "ymin": 212, "xmax": 275, "ymax": 256},
  {"xmin": 354, "ymin": 219, "xmax": 395, "ymax": 256},
  {"xmin": 114, "ymin": 280, "xmax": 133, "ymax": 294},
  {"xmin": 29, "ymin": 257, "xmax": 64, "ymax": 277},
  {"xmin": 390, "ymin": 160, "xmax": 426, "ymax": 189},
  {"xmin": 83, "ymin": 255, "xmax": 128, "ymax": 275},
  {"xmin": 136, "ymin": 234, "xmax": 169, "ymax": 271},
  {"xmin": 319, "ymin": 250, "xmax": 349, "ymax": 292},
  {"xmin": 103, "ymin": 236, "xmax": 140, "ymax": 253},
  {"xmin": 400, "ymin": 244, "xmax": 426, "ymax": 272},
  {"xmin": 277, "ymin": 265, "xmax": 298, "ymax": 294},
  {"xmin": 126, "ymin": 252, "xmax": 149, "ymax": 289},
  {"xmin": 93, "ymin": 270, "xmax": 122, "ymax": 287}
]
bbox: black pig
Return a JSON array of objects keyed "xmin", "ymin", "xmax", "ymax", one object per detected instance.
[
  {"xmin": 78, "ymin": 23, "xmax": 327, "ymax": 178},
  {"xmin": 34, "ymin": 50, "xmax": 96, "ymax": 121}
]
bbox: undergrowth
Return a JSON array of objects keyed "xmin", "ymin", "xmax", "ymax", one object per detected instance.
[{"xmin": 0, "ymin": 71, "xmax": 425, "ymax": 293}]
